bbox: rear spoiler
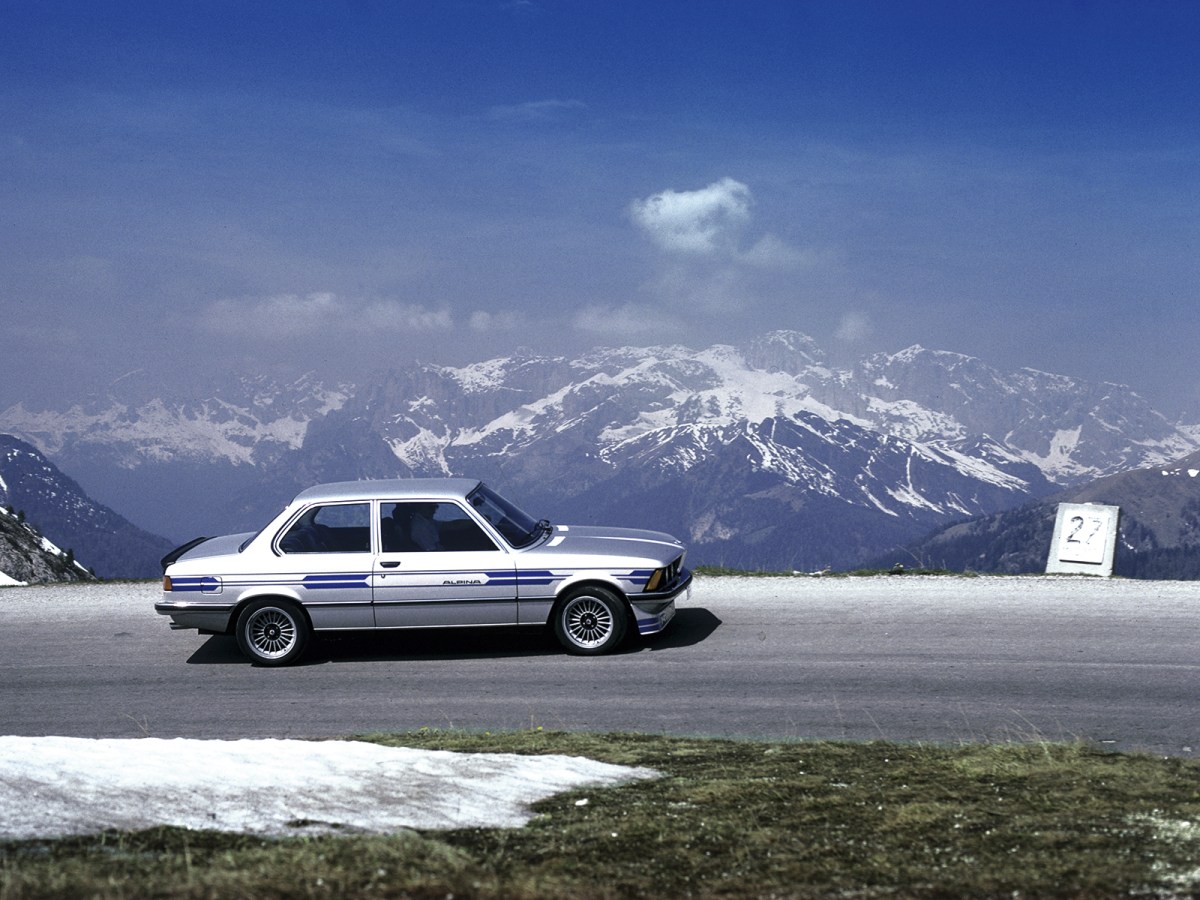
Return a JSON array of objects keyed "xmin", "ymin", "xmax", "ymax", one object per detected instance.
[{"xmin": 160, "ymin": 536, "xmax": 213, "ymax": 573}]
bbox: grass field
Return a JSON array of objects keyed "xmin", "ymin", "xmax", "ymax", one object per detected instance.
[{"xmin": 2, "ymin": 730, "xmax": 1199, "ymax": 898}]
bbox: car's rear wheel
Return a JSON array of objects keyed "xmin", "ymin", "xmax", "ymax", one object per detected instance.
[
  {"xmin": 235, "ymin": 599, "xmax": 309, "ymax": 666},
  {"xmin": 554, "ymin": 586, "xmax": 628, "ymax": 655}
]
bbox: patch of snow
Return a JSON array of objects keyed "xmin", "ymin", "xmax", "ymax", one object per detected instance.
[
  {"xmin": 388, "ymin": 429, "xmax": 452, "ymax": 474},
  {"xmin": 864, "ymin": 397, "xmax": 965, "ymax": 442},
  {"xmin": 1017, "ymin": 426, "xmax": 1084, "ymax": 479},
  {"xmin": 0, "ymin": 736, "xmax": 658, "ymax": 839},
  {"xmin": 454, "ymin": 380, "xmax": 579, "ymax": 447},
  {"xmin": 598, "ymin": 407, "xmax": 681, "ymax": 443},
  {"xmin": 922, "ymin": 441, "xmax": 1031, "ymax": 493},
  {"xmin": 863, "ymin": 493, "xmax": 900, "ymax": 517},
  {"xmin": 0, "ymin": 571, "xmax": 26, "ymax": 587},
  {"xmin": 444, "ymin": 358, "xmax": 540, "ymax": 393}
]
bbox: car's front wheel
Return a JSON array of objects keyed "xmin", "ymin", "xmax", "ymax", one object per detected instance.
[
  {"xmin": 235, "ymin": 598, "xmax": 310, "ymax": 666},
  {"xmin": 553, "ymin": 587, "xmax": 628, "ymax": 655}
]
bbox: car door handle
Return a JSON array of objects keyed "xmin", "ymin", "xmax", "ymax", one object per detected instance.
[{"xmin": 380, "ymin": 560, "xmax": 401, "ymax": 568}]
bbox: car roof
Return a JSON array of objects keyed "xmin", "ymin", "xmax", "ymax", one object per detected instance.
[{"xmin": 291, "ymin": 478, "xmax": 483, "ymax": 505}]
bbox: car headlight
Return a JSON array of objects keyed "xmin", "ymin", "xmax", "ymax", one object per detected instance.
[{"xmin": 643, "ymin": 556, "xmax": 683, "ymax": 592}]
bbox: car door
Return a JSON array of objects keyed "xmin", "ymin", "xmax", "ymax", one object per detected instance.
[
  {"xmin": 273, "ymin": 501, "xmax": 376, "ymax": 629},
  {"xmin": 371, "ymin": 500, "xmax": 518, "ymax": 627}
]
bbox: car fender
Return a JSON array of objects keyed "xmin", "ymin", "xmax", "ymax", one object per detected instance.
[
  {"xmin": 551, "ymin": 574, "xmax": 632, "ymax": 607},
  {"xmin": 231, "ymin": 584, "xmax": 306, "ymax": 610}
]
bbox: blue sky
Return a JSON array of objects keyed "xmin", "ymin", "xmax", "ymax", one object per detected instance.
[{"xmin": 3, "ymin": 1, "xmax": 1199, "ymax": 414}]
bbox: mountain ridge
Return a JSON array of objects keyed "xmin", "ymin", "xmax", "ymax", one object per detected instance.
[{"xmin": 2, "ymin": 332, "xmax": 1194, "ymax": 572}]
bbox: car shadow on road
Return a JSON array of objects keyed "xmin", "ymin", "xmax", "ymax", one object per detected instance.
[
  {"xmin": 185, "ymin": 636, "xmax": 246, "ymax": 664},
  {"xmin": 186, "ymin": 607, "xmax": 722, "ymax": 665},
  {"xmin": 187, "ymin": 628, "xmax": 561, "ymax": 665},
  {"xmin": 645, "ymin": 608, "xmax": 722, "ymax": 650},
  {"xmin": 312, "ymin": 627, "xmax": 563, "ymax": 663}
]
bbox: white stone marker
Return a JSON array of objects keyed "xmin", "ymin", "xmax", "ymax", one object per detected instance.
[{"xmin": 1045, "ymin": 502, "xmax": 1120, "ymax": 577}]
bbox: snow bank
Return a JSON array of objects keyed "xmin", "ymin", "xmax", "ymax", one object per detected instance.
[{"xmin": 0, "ymin": 736, "xmax": 659, "ymax": 839}]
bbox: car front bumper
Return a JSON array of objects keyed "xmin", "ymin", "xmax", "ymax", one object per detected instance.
[{"xmin": 630, "ymin": 569, "xmax": 691, "ymax": 635}]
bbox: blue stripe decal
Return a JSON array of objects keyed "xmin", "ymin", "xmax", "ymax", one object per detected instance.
[
  {"xmin": 484, "ymin": 569, "xmax": 558, "ymax": 587},
  {"xmin": 616, "ymin": 569, "xmax": 656, "ymax": 588},
  {"xmin": 302, "ymin": 574, "xmax": 370, "ymax": 590},
  {"xmin": 635, "ymin": 612, "xmax": 672, "ymax": 635},
  {"xmin": 169, "ymin": 576, "xmax": 220, "ymax": 593}
]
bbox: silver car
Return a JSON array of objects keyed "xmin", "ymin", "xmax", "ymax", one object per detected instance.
[{"xmin": 157, "ymin": 478, "xmax": 690, "ymax": 665}]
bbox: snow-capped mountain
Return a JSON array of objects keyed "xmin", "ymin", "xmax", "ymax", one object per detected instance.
[
  {"xmin": 0, "ymin": 504, "xmax": 95, "ymax": 585},
  {"xmin": 837, "ymin": 345, "xmax": 1194, "ymax": 483},
  {"xmin": 3, "ymin": 371, "xmax": 350, "ymax": 468},
  {"xmin": 1, "ymin": 332, "xmax": 1194, "ymax": 572},
  {"xmin": 0, "ymin": 435, "xmax": 173, "ymax": 579}
]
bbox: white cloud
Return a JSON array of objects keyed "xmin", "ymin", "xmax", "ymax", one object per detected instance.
[
  {"xmin": 629, "ymin": 177, "xmax": 752, "ymax": 255},
  {"xmin": 629, "ymin": 178, "xmax": 811, "ymax": 274},
  {"xmin": 622, "ymin": 177, "xmax": 824, "ymax": 329},
  {"xmin": 469, "ymin": 310, "xmax": 523, "ymax": 332},
  {"xmin": 362, "ymin": 301, "xmax": 453, "ymax": 331},
  {"xmin": 648, "ymin": 265, "xmax": 747, "ymax": 315},
  {"xmin": 199, "ymin": 293, "xmax": 453, "ymax": 338},
  {"xmin": 200, "ymin": 292, "xmax": 341, "ymax": 338},
  {"xmin": 573, "ymin": 302, "xmax": 682, "ymax": 338}
]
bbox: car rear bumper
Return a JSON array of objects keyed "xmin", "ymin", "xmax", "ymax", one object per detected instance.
[{"xmin": 155, "ymin": 601, "xmax": 236, "ymax": 633}]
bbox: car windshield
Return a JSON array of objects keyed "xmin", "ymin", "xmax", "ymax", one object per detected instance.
[{"xmin": 467, "ymin": 484, "xmax": 546, "ymax": 549}]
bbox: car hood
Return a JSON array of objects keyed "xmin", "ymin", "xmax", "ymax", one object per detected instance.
[{"xmin": 538, "ymin": 525, "xmax": 685, "ymax": 560}]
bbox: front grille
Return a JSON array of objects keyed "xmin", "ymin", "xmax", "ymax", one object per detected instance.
[{"xmin": 666, "ymin": 555, "xmax": 683, "ymax": 584}]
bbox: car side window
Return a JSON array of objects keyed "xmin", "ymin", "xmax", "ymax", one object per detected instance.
[
  {"xmin": 280, "ymin": 503, "xmax": 371, "ymax": 553},
  {"xmin": 380, "ymin": 502, "xmax": 498, "ymax": 553}
]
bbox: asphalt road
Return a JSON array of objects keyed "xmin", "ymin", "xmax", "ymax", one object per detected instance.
[{"xmin": 1, "ymin": 576, "xmax": 1196, "ymax": 757}]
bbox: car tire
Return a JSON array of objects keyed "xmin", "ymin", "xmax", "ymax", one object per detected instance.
[
  {"xmin": 235, "ymin": 598, "xmax": 310, "ymax": 666},
  {"xmin": 553, "ymin": 586, "xmax": 628, "ymax": 655}
]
